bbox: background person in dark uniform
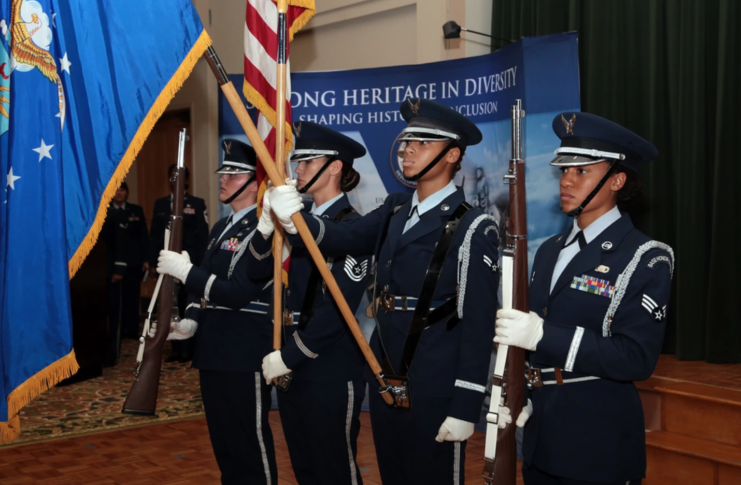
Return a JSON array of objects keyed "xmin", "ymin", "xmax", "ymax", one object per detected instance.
[
  {"xmin": 268, "ymin": 99, "xmax": 500, "ymax": 485},
  {"xmin": 495, "ymin": 112, "xmax": 674, "ymax": 485},
  {"xmin": 149, "ymin": 164, "xmax": 209, "ymax": 362},
  {"xmin": 102, "ymin": 181, "xmax": 149, "ymax": 366},
  {"xmin": 252, "ymin": 123, "xmax": 369, "ymax": 485},
  {"xmin": 156, "ymin": 140, "xmax": 278, "ymax": 485}
]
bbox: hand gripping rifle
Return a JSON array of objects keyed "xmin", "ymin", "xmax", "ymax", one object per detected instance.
[
  {"xmin": 122, "ymin": 129, "xmax": 188, "ymax": 415},
  {"xmin": 482, "ymin": 100, "xmax": 528, "ymax": 483}
]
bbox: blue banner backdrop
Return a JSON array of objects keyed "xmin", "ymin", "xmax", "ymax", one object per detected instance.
[
  {"xmin": 219, "ymin": 32, "xmax": 581, "ymax": 419},
  {"xmin": 220, "ymin": 32, "xmax": 579, "ymax": 265}
]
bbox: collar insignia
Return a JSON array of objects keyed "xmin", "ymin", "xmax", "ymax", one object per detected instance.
[{"xmin": 561, "ymin": 113, "xmax": 576, "ymax": 135}]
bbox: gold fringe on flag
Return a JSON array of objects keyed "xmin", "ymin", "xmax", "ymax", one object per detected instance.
[
  {"xmin": 68, "ymin": 29, "xmax": 213, "ymax": 278},
  {"xmin": 0, "ymin": 350, "xmax": 79, "ymax": 443},
  {"xmin": 287, "ymin": 0, "xmax": 316, "ymax": 40}
]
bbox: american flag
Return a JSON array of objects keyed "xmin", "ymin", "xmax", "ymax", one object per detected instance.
[
  {"xmin": 243, "ymin": 0, "xmax": 315, "ymax": 283},
  {"xmin": 243, "ymin": 0, "xmax": 315, "ymax": 199}
]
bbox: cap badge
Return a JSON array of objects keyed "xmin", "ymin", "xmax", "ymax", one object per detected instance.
[
  {"xmin": 561, "ymin": 113, "xmax": 576, "ymax": 135},
  {"xmin": 293, "ymin": 122, "xmax": 302, "ymax": 138},
  {"xmin": 408, "ymin": 98, "xmax": 421, "ymax": 116},
  {"xmin": 223, "ymin": 140, "xmax": 232, "ymax": 155}
]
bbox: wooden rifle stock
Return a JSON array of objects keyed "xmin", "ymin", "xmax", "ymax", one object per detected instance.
[
  {"xmin": 483, "ymin": 101, "xmax": 528, "ymax": 483},
  {"xmin": 122, "ymin": 130, "xmax": 188, "ymax": 415}
]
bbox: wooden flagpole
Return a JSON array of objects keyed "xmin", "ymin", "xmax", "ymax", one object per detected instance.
[{"xmin": 271, "ymin": 0, "xmax": 291, "ymax": 389}]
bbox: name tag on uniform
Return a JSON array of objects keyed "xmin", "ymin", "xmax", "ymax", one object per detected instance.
[
  {"xmin": 570, "ymin": 274, "xmax": 614, "ymax": 298},
  {"xmin": 220, "ymin": 238, "xmax": 239, "ymax": 251},
  {"xmin": 184, "ymin": 207, "xmax": 196, "ymax": 215}
]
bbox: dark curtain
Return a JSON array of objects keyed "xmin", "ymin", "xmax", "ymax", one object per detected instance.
[{"xmin": 491, "ymin": 0, "xmax": 740, "ymax": 363}]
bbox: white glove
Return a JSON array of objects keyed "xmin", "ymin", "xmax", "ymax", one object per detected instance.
[
  {"xmin": 434, "ymin": 416, "xmax": 475, "ymax": 442},
  {"xmin": 157, "ymin": 250, "xmax": 193, "ymax": 283},
  {"xmin": 262, "ymin": 350, "xmax": 292, "ymax": 384},
  {"xmin": 497, "ymin": 405, "xmax": 512, "ymax": 429},
  {"xmin": 257, "ymin": 186, "xmax": 276, "ymax": 236},
  {"xmin": 496, "ymin": 400, "xmax": 532, "ymax": 429},
  {"xmin": 167, "ymin": 318, "xmax": 198, "ymax": 340},
  {"xmin": 516, "ymin": 399, "xmax": 533, "ymax": 427},
  {"xmin": 268, "ymin": 179, "xmax": 302, "ymax": 235},
  {"xmin": 494, "ymin": 309, "xmax": 544, "ymax": 351}
]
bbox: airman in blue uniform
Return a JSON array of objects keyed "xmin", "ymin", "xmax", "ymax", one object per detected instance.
[
  {"xmin": 103, "ymin": 181, "xmax": 149, "ymax": 364},
  {"xmin": 157, "ymin": 140, "xmax": 277, "ymax": 485},
  {"xmin": 251, "ymin": 122, "xmax": 369, "ymax": 485},
  {"xmin": 495, "ymin": 112, "xmax": 674, "ymax": 485},
  {"xmin": 267, "ymin": 99, "xmax": 500, "ymax": 485}
]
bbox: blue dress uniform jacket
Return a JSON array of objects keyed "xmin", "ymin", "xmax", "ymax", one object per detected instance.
[
  {"xmin": 102, "ymin": 202, "xmax": 149, "ymax": 356},
  {"xmin": 149, "ymin": 193, "xmax": 209, "ymax": 267},
  {"xmin": 524, "ymin": 214, "xmax": 674, "ymax": 483},
  {"xmin": 182, "ymin": 209, "xmax": 277, "ymax": 485},
  {"xmin": 248, "ymin": 194, "xmax": 368, "ymax": 382},
  {"xmin": 103, "ymin": 203, "xmax": 149, "ymax": 276},
  {"xmin": 183, "ymin": 210, "xmax": 273, "ymax": 371},
  {"xmin": 288, "ymin": 187, "xmax": 500, "ymax": 422}
]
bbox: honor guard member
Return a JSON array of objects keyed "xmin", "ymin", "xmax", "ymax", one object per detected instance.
[
  {"xmin": 156, "ymin": 139, "xmax": 278, "ymax": 485},
  {"xmin": 251, "ymin": 122, "xmax": 369, "ymax": 485},
  {"xmin": 102, "ymin": 181, "xmax": 150, "ymax": 365},
  {"xmin": 149, "ymin": 163, "xmax": 209, "ymax": 362},
  {"xmin": 267, "ymin": 99, "xmax": 500, "ymax": 485},
  {"xmin": 495, "ymin": 113, "xmax": 674, "ymax": 485}
]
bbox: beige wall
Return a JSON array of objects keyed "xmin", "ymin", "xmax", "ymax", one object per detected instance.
[{"xmin": 125, "ymin": 0, "xmax": 492, "ymax": 221}]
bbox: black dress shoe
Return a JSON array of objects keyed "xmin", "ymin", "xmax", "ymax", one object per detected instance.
[
  {"xmin": 164, "ymin": 354, "xmax": 181, "ymax": 363},
  {"xmin": 178, "ymin": 353, "xmax": 193, "ymax": 363}
]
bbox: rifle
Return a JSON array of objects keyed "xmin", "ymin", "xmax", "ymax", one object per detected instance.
[
  {"xmin": 482, "ymin": 100, "xmax": 528, "ymax": 483},
  {"xmin": 122, "ymin": 129, "xmax": 188, "ymax": 415}
]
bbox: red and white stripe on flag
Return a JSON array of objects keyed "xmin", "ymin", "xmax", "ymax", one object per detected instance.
[{"xmin": 243, "ymin": 0, "xmax": 315, "ymax": 283}]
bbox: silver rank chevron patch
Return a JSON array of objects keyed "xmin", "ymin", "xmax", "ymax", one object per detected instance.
[
  {"xmin": 642, "ymin": 294, "xmax": 667, "ymax": 323},
  {"xmin": 344, "ymin": 255, "xmax": 368, "ymax": 282},
  {"xmin": 483, "ymin": 254, "xmax": 499, "ymax": 272}
]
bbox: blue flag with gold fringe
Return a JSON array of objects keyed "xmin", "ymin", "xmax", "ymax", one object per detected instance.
[{"xmin": 0, "ymin": 0, "xmax": 211, "ymax": 442}]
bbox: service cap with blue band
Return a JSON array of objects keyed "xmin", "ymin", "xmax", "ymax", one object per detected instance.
[
  {"xmin": 216, "ymin": 139, "xmax": 257, "ymax": 174},
  {"xmin": 550, "ymin": 112, "xmax": 658, "ymax": 172},
  {"xmin": 291, "ymin": 121, "xmax": 366, "ymax": 165},
  {"xmin": 399, "ymin": 98, "xmax": 483, "ymax": 147}
]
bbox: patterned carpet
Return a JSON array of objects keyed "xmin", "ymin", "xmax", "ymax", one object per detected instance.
[{"xmin": 1, "ymin": 339, "xmax": 204, "ymax": 447}]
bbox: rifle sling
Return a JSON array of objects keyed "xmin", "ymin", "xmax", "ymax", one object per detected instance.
[
  {"xmin": 388, "ymin": 201, "xmax": 472, "ymax": 377},
  {"xmin": 295, "ymin": 206, "xmax": 356, "ymax": 331}
]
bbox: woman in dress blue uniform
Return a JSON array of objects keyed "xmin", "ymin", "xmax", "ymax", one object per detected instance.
[
  {"xmin": 267, "ymin": 99, "xmax": 500, "ymax": 485},
  {"xmin": 157, "ymin": 140, "xmax": 277, "ymax": 485},
  {"xmin": 495, "ymin": 113, "xmax": 674, "ymax": 485},
  {"xmin": 250, "ymin": 122, "xmax": 369, "ymax": 485}
]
